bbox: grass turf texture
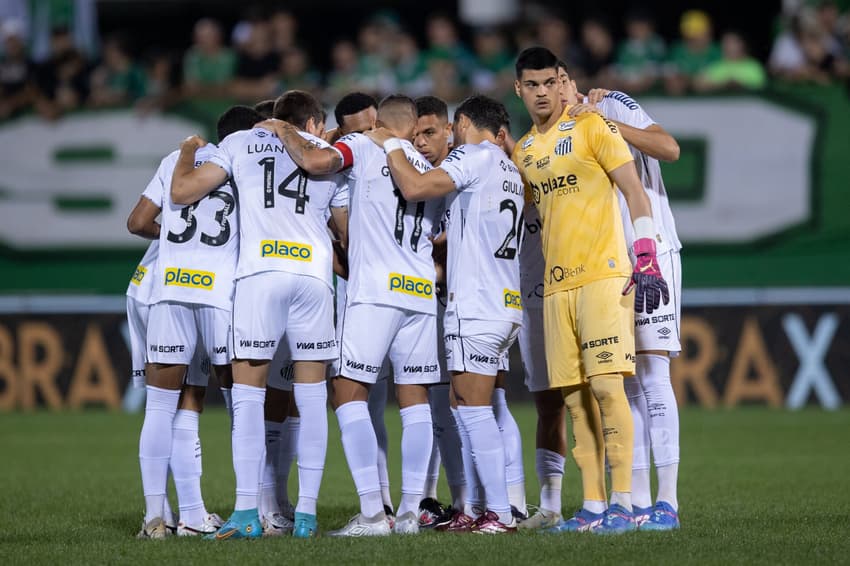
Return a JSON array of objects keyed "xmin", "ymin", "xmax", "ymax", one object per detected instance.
[{"xmin": 1, "ymin": 406, "xmax": 848, "ymax": 565}]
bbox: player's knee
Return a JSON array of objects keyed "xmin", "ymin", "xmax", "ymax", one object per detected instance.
[{"xmin": 589, "ymin": 373, "xmax": 626, "ymax": 404}]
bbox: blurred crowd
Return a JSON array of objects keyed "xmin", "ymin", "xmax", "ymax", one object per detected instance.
[{"xmin": 2, "ymin": 1, "xmax": 850, "ymax": 121}]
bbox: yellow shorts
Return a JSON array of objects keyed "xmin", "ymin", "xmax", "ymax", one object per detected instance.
[{"xmin": 543, "ymin": 276, "xmax": 636, "ymax": 388}]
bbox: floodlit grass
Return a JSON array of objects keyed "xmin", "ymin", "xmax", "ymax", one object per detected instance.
[{"xmin": 1, "ymin": 406, "xmax": 848, "ymax": 565}]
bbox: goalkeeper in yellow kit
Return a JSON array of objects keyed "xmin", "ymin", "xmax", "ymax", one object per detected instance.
[{"xmin": 511, "ymin": 46, "xmax": 669, "ymax": 534}]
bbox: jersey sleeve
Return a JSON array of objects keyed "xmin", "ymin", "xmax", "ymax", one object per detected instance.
[
  {"xmin": 208, "ymin": 134, "xmax": 237, "ymax": 177},
  {"xmin": 141, "ymin": 155, "xmax": 171, "ymax": 208},
  {"xmin": 330, "ymin": 175, "xmax": 350, "ymax": 208},
  {"xmin": 332, "ymin": 132, "xmax": 367, "ymax": 171},
  {"xmin": 588, "ymin": 114, "xmax": 634, "ymax": 174},
  {"xmin": 438, "ymin": 145, "xmax": 477, "ymax": 191},
  {"xmin": 604, "ymin": 92, "xmax": 655, "ymax": 130}
]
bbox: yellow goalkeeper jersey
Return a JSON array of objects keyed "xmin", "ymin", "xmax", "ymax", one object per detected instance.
[{"xmin": 512, "ymin": 106, "xmax": 634, "ymax": 295}]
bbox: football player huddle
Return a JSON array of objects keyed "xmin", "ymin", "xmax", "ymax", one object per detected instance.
[{"xmin": 127, "ymin": 45, "xmax": 683, "ymax": 540}]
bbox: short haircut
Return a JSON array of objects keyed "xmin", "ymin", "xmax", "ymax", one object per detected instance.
[
  {"xmin": 515, "ymin": 46, "xmax": 559, "ymax": 78},
  {"xmin": 377, "ymin": 93, "xmax": 416, "ymax": 126},
  {"xmin": 217, "ymin": 105, "xmax": 265, "ymax": 142},
  {"xmin": 273, "ymin": 90, "xmax": 323, "ymax": 130},
  {"xmin": 454, "ymin": 94, "xmax": 508, "ymax": 137},
  {"xmin": 415, "ymin": 95, "xmax": 448, "ymax": 121},
  {"xmin": 556, "ymin": 59, "xmax": 568, "ymax": 73},
  {"xmin": 253, "ymin": 99, "xmax": 276, "ymax": 118},
  {"xmin": 333, "ymin": 92, "xmax": 377, "ymax": 128}
]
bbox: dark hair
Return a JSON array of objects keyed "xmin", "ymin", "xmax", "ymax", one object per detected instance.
[
  {"xmin": 333, "ymin": 92, "xmax": 377, "ymax": 128},
  {"xmin": 273, "ymin": 90, "xmax": 323, "ymax": 130},
  {"xmin": 515, "ymin": 46, "xmax": 559, "ymax": 78},
  {"xmin": 253, "ymin": 99, "xmax": 276, "ymax": 118},
  {"xmin": 217, "ymin": 105, "xmax": 264, "ymax": 142},
  {"xmin": 556, "ymin": 59, "xmax": 568, "ymax": 73},
  {"xmin": 415, "ymin": 95, "xmax": 448, "ymax": 121},
  {"xmin": 378, "ymin": 93, "xmax": 416, "ymax": 114},
  {"xmin": 453, "ymin": 94, "xmax": 508, "ymax": 137}
]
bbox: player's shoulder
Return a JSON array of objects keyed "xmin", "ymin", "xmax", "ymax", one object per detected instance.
[
  {"xmin": 601, "ymin": 90, "xmax": 641, "ymax": 112},
  {"xmin": 575, "ymin": 110, "xmax": 619, "ymax": 136},
  {"xmin": 298, "ymin": 130, "xmax": 330, "ymax": 148},
  {"xmin": 401, "ymin": 139, "xmax": 432, "ymax": 170},
  {"xmin": 513, "ymin": 130, "xmax": 535, "ymax": 157},
  {"xmin": 195, "ymin": 142, "xmax": 217, "ymax": 162},
  {"xmin": 219, "ymin": 128, "xmax": 256, "ymax": 147}
]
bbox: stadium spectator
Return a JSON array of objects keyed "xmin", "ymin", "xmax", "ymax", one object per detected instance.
[
  {"xmin": 424, "ymin": 13, "xmax": 476, "ymax": 82},
  {"xmin": 324, "ymin": 39, "xmax": 363, "ymax": 104},
  {"xmin": 392, "ymin": 31, "xmax": 431, "ymax": 97},
  {"xmin": 230, "ymin": 21, "xmax": 279, "ymax": 101},
  {"xmin": 34, "ymin": 26, "xmax": 90, "ymax": 119},
  {"xmin": 769, "ymin": 12, "xmax": 849, "ymax": 83},
  {"xmin": 356, "ymin": 21, "xmax": 395, "ymax": 95},
  {"xmin": 578, "ymin": 18, "xmax": 616, "ymax": 86},
  {"xmin": 536, "ymin": 15, "xmax": 584, "ymax": 77},
  {"xmin": 614, "ymin": 11, "xmax": 667, "ymax": 93},
  {"xmin": 470, "ymin": 26, "xmax": 513, "ymax": 96},
  {"xmin": 269, "ymin": 9, "xmax": 298, "ymax": 55},
  {"xmin": 88, "ymin": 33, "xmax": 146, "ymax": 107},
  {"xmin": 136, "ymin": 49, "xmax": 179, "ymax": 112},
  {"xmin": 426, "ymin": 51, "xmax": 467, "ymax": 105},
  {"xmin": 664, "ymin": 10, "xmax": 722, "ymax": 94},
  {"xmin": 0, "ymin": 19, "xmax": 35, "ymax": 118},
  {"xmin": 25, "ymin": 0, "xmax": 99, "ymax": 63},
  {"xmin": 694, "ymin": 31, "xmax": 767, "ymax": 91},
  {"xmin": 182, "ymin": 18, "xmax": 235, "ymax": 97},
  {"xmin": 278, "ymin": 46, "xmax": 322, "ymax": 96}
]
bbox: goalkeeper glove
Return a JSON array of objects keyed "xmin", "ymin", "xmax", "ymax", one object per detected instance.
[{"xmin": 623, "ymin": 237, "xmax": 669, "ymax": 314}]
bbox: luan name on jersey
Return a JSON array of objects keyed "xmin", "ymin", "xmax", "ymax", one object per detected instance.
[{"xmin": 209, "ymin": 128, "xmax": 348, "ymax": 287}]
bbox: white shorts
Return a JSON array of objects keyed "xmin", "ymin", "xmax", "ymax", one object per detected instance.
[
  {"xmin": 518, "ymin": 305, "xmax": 548, "ymax": 392},
  {"xmin": 146, "ymin": 301, "xmax": 230, "ymax": 366},
  {"xmin": 444, "ymin": 318, "xmax": 520, "ymax": 377},
  {"xmin": 127, "ymin": 297, "xmax": 150, "ymax": 389},
  {"xmin": 633, "ymin": 250, "xmax": 682, "ymax": 355},
  {"xmin": 268, "ymin": 341, "xmax": 295, "ymax": 392},
  {"xmin": 232, "ymin": 271, "xmax": 337, "ymax": 362},
  {"xmin": 339, "ymin": 302, "xmax": 439, "ymax": 385},
  {"xmin": 435, "ymin": 297, "xmax": 450, "ymax": 383}
]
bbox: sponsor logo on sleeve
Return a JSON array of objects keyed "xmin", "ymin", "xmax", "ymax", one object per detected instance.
[
  {"xmin": 521, "ymin": 136, "xmax": 535, "ymax": 150},
  {"xmin": 504, "ymin": 288, "xmax": 522, "ymax": 310},
  {"xmin": 163, "ymin": 267, "xmax": 215, "ymax": 290},
  {"xmin": 558, "ymin": 120, "xmax": 576, "ymax": 131},
  {"xmin": 260, "ymin": 240, "xmax": 313, "ymax": 261},
  {"xmin": 131, "ymin": 265, "xmax": 147, "ymax": 285},
  {"xmin": 389, "ymin": 273, "xmax": 434, "ymax": 299}
]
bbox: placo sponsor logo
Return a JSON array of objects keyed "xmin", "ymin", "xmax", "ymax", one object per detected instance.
[
  {"xmin": 260, "ymin": 240, "xmax": 313, "ymax": 261},
  {"xmin": 130, "ymin": 265, "xmax": 147, "ymax": 285},
  {"xmin": 504, "ymin": 289, "xmax": 522, "ymax": 310},
  {"xmin": 164, "ymin": 268, "xmax": 214, "ymax": 290},
  {"xmin": 389, "ymin": 273, "xmax": 433, "ymax": 298}
]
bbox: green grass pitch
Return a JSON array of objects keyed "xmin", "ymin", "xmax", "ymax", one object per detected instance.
[{"xmin": 1, "ymin": 406, "xmax": 848, "ymax": 564}]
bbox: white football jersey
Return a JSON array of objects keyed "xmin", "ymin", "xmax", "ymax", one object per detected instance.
[
  {"xmin": 126, "ymin": 239, "xmax": 159, "ymax": 305},
  {"xmin": 594, "ymin": 91, "xmax": 682, "ymax": 254},
  {"xmin": 438, "ymin": 141, "xmax": 524, "ymax": 329},
  {"xmin": 332, "ymin": 134, "xmax": 443, "ymax": 314},
  {"xmin": 210, "ymin": 128, "xmax": 348, "ymax": 288},
  {"xmin": 151, "ymin": 144, "xmax": 238, "ymax": 311},
  {"xmin": 519, "ymin": 203, "xmax": 545, "ymax": 310}
]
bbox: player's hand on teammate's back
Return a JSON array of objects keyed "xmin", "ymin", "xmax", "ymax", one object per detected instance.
[
  {"xmin": 180, "ymin": 135, "xmax": 206, "ymax": 152},
  {"xmin": 363, "ymin": 127, "xmax": 394, "ymax": 147},
  {"xmin": 623, "ymin": 238, "xmax": 670, "ymax": 314},
  {"xmin": 586, "ymin": 88, "xmax": 610, "ymax": 105}
]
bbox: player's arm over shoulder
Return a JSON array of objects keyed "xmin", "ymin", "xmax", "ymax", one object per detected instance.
[
  {"xmin": 584, "ymin": 113, "xmax": 634, "ymax": 173},
  {"xmin": 171, "ymin": 135, "xmax": 229, "ymax": 205},
  {"xmin": 603, "ymin": 92, "xmax": 680, "ymax": 162}
]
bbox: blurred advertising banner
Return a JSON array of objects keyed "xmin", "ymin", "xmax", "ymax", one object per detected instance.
[{"xmin": 0, "ymin": 293, "xmax": 847, "ymax": 411}]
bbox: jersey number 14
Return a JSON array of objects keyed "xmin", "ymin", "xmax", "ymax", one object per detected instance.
[{"xmin": 258, "ymin": 157, "xmax": 310, "ymax": 214}]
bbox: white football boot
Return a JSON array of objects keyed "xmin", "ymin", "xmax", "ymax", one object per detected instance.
[{"xmin": 327, "ymin": 513, "xmax": 391, "ymax": 537}]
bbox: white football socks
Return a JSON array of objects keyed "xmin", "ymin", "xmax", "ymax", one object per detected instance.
[
  {"xmin": 454, "ymin": 406, "xmax": 482, "ymax": 517},
  {"xmin": 535, "ymin": 448, "xmax": 565, "ymax": 514},
  {"xmin": 457, "ymin": 405, "xmax": 512, "ymax": 525},
  {"xmin": 423, "ymin": 442, "xmax": 441, "ymax": 501},
  {"xmin": 369, "ymin": 378, "xmax": 392, "ymax": 511},
  {"xmin": 639, "ymin": 354, "xmax": 680, "ymax": 510},
  {"xmin": 139, "ymin": 385, "xmax": 180, "ymax": 523},
  {"xmin": 493, "ymin": 388, "xmax": 526, "ymax": 515},
  {"xmin": 398, "ymin": 404, "xmax": 433, "ymax": 517},
  {"xmin": 260, "ymin": 420, "xmax": 283, "ymax": 517},
  {"xmin": 171, "ymin": 409, "xmax": 207, "ymax": 526},
  {"xmin": 276, "ymin": 416, "xmax": 299, "ymax": 511},
  {"xmin": 232, "ymin": 383, "xmax": 266, "ymax": 511},
  {"xmin": 336, "ymin": 400, "xmax": 383, "ymax": 518},
  {"xmin": 220, "ymin": 387, "xmax": 233, "ymax": 420},
  {"xmin": 294, "ymin": 381, "xmax": 328, "ymax": 516},
  {"xmin": 624, "ymin": 375, "xmax": 653, "ymax": 509},
  {"xmin": 430, "ymin": 384, "xmax": 466, "ymax": 509}
]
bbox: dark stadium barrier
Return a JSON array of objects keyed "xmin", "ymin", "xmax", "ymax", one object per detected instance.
[{"xmin": 0, "ymin": 295, "xmax": 847, "ymax": 411}]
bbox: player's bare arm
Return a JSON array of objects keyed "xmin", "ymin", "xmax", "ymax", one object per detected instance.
[
  {"xmin": 126, "ymin": 196, "xmax": 160, "ymax": 239},
  {"xmin": 257, "ymin": 118, "xmax": 342, "ymax": 175},
  {"xmin": 328, "ymin": 205, "xmax": 349, "ymax": 248},
  {"xmin": 612, "ymin": 122, "xmax": 680, "ymax": 162},
  {"xmin": 364, "ymin": 128, "xmax": 455, "ymax": 201},
  {"xmin": 170, "ymin": 136, "xmax": 227, "ymax": 204}
]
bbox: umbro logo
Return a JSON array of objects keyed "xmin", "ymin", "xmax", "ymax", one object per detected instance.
[
  {"xmin": 658, "ymin": 327, "xmax": 672, "ymax": 336},
  {"xmin": 596, "ymin": 351, "xmax": 613, "ymax": 361}
]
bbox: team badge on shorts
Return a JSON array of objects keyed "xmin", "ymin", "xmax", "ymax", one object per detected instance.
[{"xmin": 554, "ymin": 136, "xmax": 572, "ymax": 156}]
